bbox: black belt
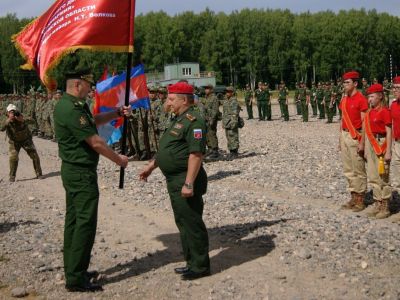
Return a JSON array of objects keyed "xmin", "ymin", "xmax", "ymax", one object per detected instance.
[
  {"xmin": 373, "ymin": 133, "xmax": 386, "ymax": 139},
  {"xmin": 342, "ymin": 128, "xmax": 361, "ymax": 132}
]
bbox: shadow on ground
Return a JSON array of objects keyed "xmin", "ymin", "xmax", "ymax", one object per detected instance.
[
  {"xmin": 101, "ymin": 219, "xmax": 284, "ymax": 285},
  {"xmin": 0, "ymin": 220, "xmax": 42, "ymax": 234}
]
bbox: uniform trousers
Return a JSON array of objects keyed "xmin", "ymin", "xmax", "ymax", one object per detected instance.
[
  {"xmin": 391, "ymin": 141, "xmax": 400, "ymax": 192},
  {"xmin": 365, "ymin": 137, "xmax": 391, "ymax": 200},
  {"xmin": 61, "ymin": 163, "xmax": 99, "ymax": 286},
  {"xmin": 340, "ymin": 130, "xmax": 367, "ymax": 193},
  {"xmin": 166, "ymin": 170, "xmax": 210, "ymax": 273}
]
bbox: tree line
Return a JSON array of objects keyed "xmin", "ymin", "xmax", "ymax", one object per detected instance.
[{"xmin": 0, "ymin": 8, "xmax": 400, "ymax": 93}]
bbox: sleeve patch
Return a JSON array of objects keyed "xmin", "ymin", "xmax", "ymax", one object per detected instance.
[{"xmin": 193, "ymin": 129, "xmax": 203, "ymax": 139}]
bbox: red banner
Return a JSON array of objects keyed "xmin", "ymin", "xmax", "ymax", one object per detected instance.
[{"xmin": 13, "ymin": 0, "xmax": 135, "ymax": 90}]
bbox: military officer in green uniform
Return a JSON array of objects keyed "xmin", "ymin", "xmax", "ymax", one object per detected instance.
[
  {"xmin": 139, "ymin": 81, "xmax": 210, "ymax": 280},
  {"xmin": 54, "ymin": 69, "xmax": 130, "ymax": 292},
  {"xmin": 202, "ymin": 84, "xmax": 221, "ymax": 159},
  {"xmin": 255, "ymin": 82, "xmax": 266, "ymax": 121},
  {"xmin": 244, "ymin": 84, "xmax": 253, "ymax": 119},
  {"xmin": 383, "ymin": 78, "xmax": 391, "ymax": 107},
  {"xmin": 324, "ymin": 82, "xmax": 334, "ymax": 123},
  {"xmin": 310, "ymin": 82, "xmax": 318, "ymax": 117},
  {"xmin": 1, "ymin": 104, "xmax": 43, "ymax": 182},
  {"xmin": 298, "ymin": 81, "xmax": 309, "ymax": 122},
  {"xmin": 361, "ymin": 78, "xmax": 369, "ymax": 97},
  {"xmin": 294, "ymin": 82, "xmax": 302, "ymax": 115},
  {"xmin": 222, "ymin": 86, "xmax": 241, "ymax": 159},
  {"xmin": 278, "ymin": 81, "xmax": 289, "ymax": 121},
  {"xmin": 264, "ymin": 83, "xmax": 272, "ymax": 121},
  {"xmin": 316, "ymin": 82, "xmax": 325, "ymax": 119}
]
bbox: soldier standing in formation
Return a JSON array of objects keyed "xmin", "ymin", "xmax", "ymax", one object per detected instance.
[
  {"xmin": 1, "ymin": 103, "xmax": 43, "ymax": 182},
  {"xmin": 294, "ymin": 82, "xmax": 302, "ymax": 115},
  {"xmin": 244, "ymin": 84, "xmax": 253, "ymax": 120},
  {"xmin": 310, "ymin": 82, "xmax": 318, "ymax": 117},
  {"xmin": 202, "ymin": 84, "xmax": 221, "ymax": 159},
  {"xmin": 316, "ymin": 82, "xmax": 325, "ymax": 119},
  {"xmin": 324, "ymin": 82, "xmax": 335, "ymax": 123},
  {"xmin": 362, "ymin": 84, "xmax": 392, "ymax": 219},
  {"xmin": 278, "ymin": 81, "xmax": 289, "ymax": 121},
  {"xmin": 255, "ymin": 82, "xmax": 266, "ymax": 121},
  {"xmin": 339, "ymin": 71, "xmax": 369, "ymax": 211},
  {"xmin": 361, "ymin": 78, "xmax": 369, "ymax": 97},
  {"xmin": 222, "ymin": 86, "xmax": 241, "ymax": 160},
  {"xmin": 139, "ymin": 81, "xmax": 210, "ymax": 280},
  {"xmin": 298, "ymin": 81, "xmax": 309, "ymax": 122},
  {"xmin": 264, "ymin": 83, "xmax": 272, "ymax": 121}
]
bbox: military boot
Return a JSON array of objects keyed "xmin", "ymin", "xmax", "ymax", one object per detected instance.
[
  {"xmin": 227, "ymin": 149, "xmax": 238, "ymax": 161},
  {"xmin": 341, "ymin": 192, "xmax": 356, "ymax": 210},
  {"xmin": 365, "ymin": 200, "xmax": 381, "ymax": 218},
  {"xmin": 208, "ymin": 149, "xmax": 219, "ymax": 159},
  {"xmin": 9, "ymin": 176, "xmax": 15, "ymax": 182},
  {"xmin": 375, "ymin": 198, "xmax": 391, "ymax": 219},
  {"xmin": 352, "ymin": 193, "xmax": 366, "ymax": 212}
]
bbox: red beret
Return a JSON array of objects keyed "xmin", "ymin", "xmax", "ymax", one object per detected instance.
[
  {"xmin": 167, "ymin": 82, "xmax": 194, "ymax": 95},
  {"xmin": 342, "ymin": 71, "xmax": 360, "ymax": 80},
  {"xmin": 366, "ymin": 84, "xmax": 383, "ymax": 95},
  {"xmin": 393, "ymin": 76, "xmax": 400, "ymax": 84}
]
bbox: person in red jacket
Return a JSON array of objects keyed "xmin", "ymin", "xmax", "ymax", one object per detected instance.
[
  {"xmin": 362, "ymin": 84, "xmax": 392, "ymax": 219},
  {"xmin": 339, "ymin": 71, "xmax": 369, "ymax": 211},
  {"xmin": 390, "ymin": 76, "xmax": 400, "ymax": 223}
]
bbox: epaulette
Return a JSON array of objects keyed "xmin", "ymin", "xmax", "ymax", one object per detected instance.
[
  {"xmin": 73, "ymin": 100, "xmax": 85, "ymax": 107},
  {"xmin": 185, "ymin": 113, "xmax": 196, "ymax": 122}
]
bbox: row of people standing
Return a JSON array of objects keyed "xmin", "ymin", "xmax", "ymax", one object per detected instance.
[{"xmin": 339, "ymin": 71, "xmax": 400, "ymax": 221}]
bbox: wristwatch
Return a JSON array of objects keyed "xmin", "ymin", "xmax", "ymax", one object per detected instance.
[{"xmin": 184, "ymin": 183, "xmax": 193, "ymax": 189}]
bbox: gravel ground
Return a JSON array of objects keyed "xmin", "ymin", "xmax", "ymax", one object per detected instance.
[{"xmin": 1, "ymin": 103, "xmax": 400, "ymax": 300}]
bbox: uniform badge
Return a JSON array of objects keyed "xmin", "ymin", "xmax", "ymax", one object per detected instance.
[
  {"xmin": 79, "ymin": 116, "xmax": 87, "ymax": 126},
  {"xmin": 170, "ymin": 130, "xmax": 179, "ymax": 136},
  {"xmin": 174, "ymin": 123, "xmax": 184, "ymax": 130},
  {"xmin": 193, "ymin": 129, "xmax": 202, "ymax": 140}
]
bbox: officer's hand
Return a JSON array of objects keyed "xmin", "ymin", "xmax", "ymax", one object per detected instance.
[
  {"xmin": 139, "ymin": 166, "xmax": 152, "ymax": 182},
  {"xmin": 120, "ymin": 105, "xmax": 132, "ymax": 117},
  {"xmin": 118, "ymin": 154, "xmax": 129, "ymax": 168},
  {"xmin": 181, "ymin": 185, "xmax": 194, "ymax": 198}
]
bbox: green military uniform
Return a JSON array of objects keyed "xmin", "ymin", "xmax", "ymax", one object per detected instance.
[
  {"xmin": 244, "ymin": 87, "xmax": 253, "ymax": 119},
  {"xmin": 310, "ymin": 83, "xmax": 318, "ymax": 116},
  {"xmin": 324, "ymin": 84, "xmax": 334, "ymax": 123},
  {"xmin": 54, "ymin": 92, "xmax": 100, "ymax": 287},
  {"xmin": 222, "ymin": 93, "xmax": 240, "ymax": 155},
  {"xmin": 156, "ymin": 106, "xmax": 210, "ymax": 273},
  {"xmin": 383, "ymin": 79, "xmax": 391, "ymax": 107},
  {"xmin": 201, "ymin": 92, "xmax": 220, "ymax": 154},
  {"xmin": 298, "ymin": 84, "xmax": 309, "ymax": 122},
  {"xmin": 265, "ymin": 85, "xmax": 272, "ymax": 121},
  {"xmin": 278, "ymin": 85, "xmax": 289, "ymax": 121},
  {"xmin": 294, "ymin": 83, "xmax": 302, "ymax": 115},
  {"xmin": 255, "ymin": 87, "xmax": 267, "ymax": 121},
  {"xmin": 1, "ymin": 113, "xmax": 42, "ymax": 181},
  {"xmin": 149, "ymin": 97, "xmax": 163, "ymax": 151},
  {"xmin": 316, "ymin": 84, "xmax": 325, "ymax": 119}
]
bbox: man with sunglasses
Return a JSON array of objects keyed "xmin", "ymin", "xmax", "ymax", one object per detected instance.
[{"xmin": 339, "ymin": 71, "xmax": 369, "ymax": 211}]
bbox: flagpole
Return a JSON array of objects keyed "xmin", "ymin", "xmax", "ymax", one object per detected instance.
[{"xmin": 119, "ymin": 0, "xmax": 136, "ymax": 189}]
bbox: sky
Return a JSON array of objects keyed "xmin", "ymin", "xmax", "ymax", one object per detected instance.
[{"xmin": 0, "ymin": 0, "xmax": 399, "ymax": 19}]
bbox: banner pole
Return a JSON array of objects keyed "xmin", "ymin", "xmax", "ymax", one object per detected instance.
[{"xmin": 119, "ymin": 0, "xmax": 135, "ymax": 189}]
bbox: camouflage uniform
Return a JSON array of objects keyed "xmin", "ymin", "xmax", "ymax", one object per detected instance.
[
  {"xmin": 201, "ymin": 89, "xmax": 220, "ymax": 156},
  {"xmin": 1, "ymin": 115, "xmax": 42, "ymax": 181},
  {"xmin": 316, "ymin": 83, "xmax": 325, "ymax": 119},
  {"xmin": 294, "ymin": 83, "xmax": 302, "ymax": 115},
  {"xmin": 324, "ymin": 83, "xmax": 334, "ymax": 123},
  {"xmin": 278, "ymin": 83, "xmax": 289, "ymax": 121},
  {"xmin": 222, "ymin": 88, "xmax": 240, "ymax": 159},
  {"xmin": 298, "ymin": 83, "xmax": 309, "ymax": 122},
  {"xmin": 310, "ymin": 83, "xmax": 318, "ymax": 116},
  {"xmin": 244, "ymin": 86, "xmax": 253, "ymax": 119}
]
